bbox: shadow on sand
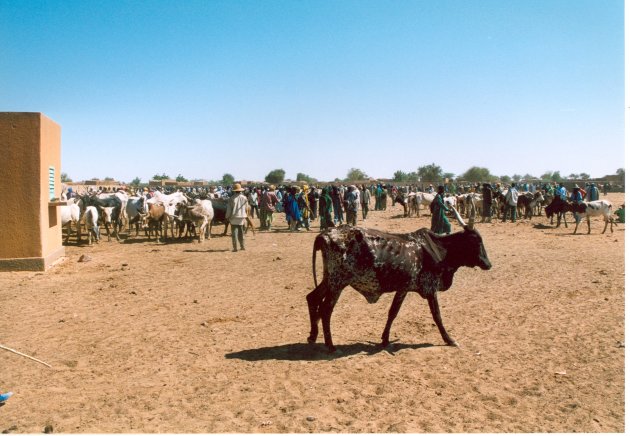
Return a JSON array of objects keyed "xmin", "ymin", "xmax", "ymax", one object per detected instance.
[{"xmin": 225, "ymin": 341, "xmax": 435, "ymax": 361}]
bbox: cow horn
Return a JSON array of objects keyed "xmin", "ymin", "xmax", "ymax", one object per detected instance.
[
  {"xmin": 449, "ymin": 205, "xmax": 467, "ymax": 229},
  {"xmin": 468, "ymin": 201, "xmax": 476, "ymax": 229}
]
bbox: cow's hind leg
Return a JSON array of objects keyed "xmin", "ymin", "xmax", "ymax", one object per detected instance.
[
  {"xmin": 306, "ymin": 283, "xmax": 327, "ymax": 344},
  {"xmin": 381, "ymin": 291, "xmax": 407, "ymax": 347},
  {"xmin": 427, "ymin": 293, "xmax": 458, "ymax": 346},
  {"xmin": 320, "ymin": 288, "xmax": 343, "ymax": 352}
]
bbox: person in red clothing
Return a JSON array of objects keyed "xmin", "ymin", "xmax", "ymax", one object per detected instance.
[{"xmin": 259, "ymin": 185, "xmax": 278, "ymax": 230}]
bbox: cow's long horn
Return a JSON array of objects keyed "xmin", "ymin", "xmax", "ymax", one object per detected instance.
[
  {"xmin": 468, "ymin": 201, "xmax": 476, "ymax": 229},
  {"xmin": 449, "ymin": 205, "xmax": 467, "ymax": 229}
]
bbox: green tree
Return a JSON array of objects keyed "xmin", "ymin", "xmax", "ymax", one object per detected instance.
[
  {"xmin": 459, "ymin": 166, "xmax": 493, "ymax": 182},
  {"xmin": 500, "ymin": 175, "xmax": 511, "ymax": 184},
  {"xmin": 152, "ymin": 173, "xmax": 170, "ymax": 180},
  {"xmin": 579, "ymin": 172, "xmax": 590, "ymax": 180},
  {"xmin": 417, "ymin": 163, "xmax": 443, "ymax": 182},
  {"xmin": 616, "ymin": 168, "xmax": 625, "ymax": 181},
  {"xmin": 345, "ymin": 168, "xmax": 368, "ymax": 181},
  {"xmin": 443, "ymin": 172, "xmax": 455, "ymax": 182},
  {"xmin": 522, "ymin": 173, "xmax": 534, "ymax": 180},
  {"xmin": 131, "ymin": 177, "xmax": 141, "ymax": 186},
  {"xmin": 512, "ymin": 174, "xmax": 522, "ymax": 182},
  {"xmin": 393, "ymin": 170, "xmax": 417, "ymax": 183},
  {"xmin": 104, "ymin": 177, "xmax": 115, "ymax": 181},
  {"xmin": 296, "ymin": 172, "xmax": 317, "ymax": 184},
  {"xmin": 60, "ymin": 172, "xmax": 72, "ymax": 183},
  {"xmin": 221, "ymin": 173, "xmax": 235, "ymax": 186},
  {"xmin": 176, "ymin": 174, "xmax": 188, "ymax": 182},
  {"xmin": 265, "ymin": 169, "xmax": 286, "ymax": 184}
]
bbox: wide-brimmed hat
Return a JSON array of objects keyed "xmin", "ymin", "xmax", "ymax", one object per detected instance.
[
  {"xmin": 232, "ymin": 183, "xmax": 244, "ymax": 192},
  {"xmin": 269, "ymin": 185, "xmax": 276, "ymax": 190}
]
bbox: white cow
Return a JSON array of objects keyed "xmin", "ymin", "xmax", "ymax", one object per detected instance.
[
  {"xmin": 84, "ymin": 206, "xmax": 100, "ymax": 245},
  {"xmin": 572, "ymin": 200, "xmax": 615, "ymax": 234},
  {"xmin": 60, "ymin": 203, "xmax": 81, "ymax": 243}
]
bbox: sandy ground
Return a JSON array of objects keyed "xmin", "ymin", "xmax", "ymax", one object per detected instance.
[{"xmin": 0, "ymin": 192, "xmax": 625, "ymax": 433}]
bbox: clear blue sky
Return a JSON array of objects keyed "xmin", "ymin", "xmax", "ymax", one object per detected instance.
[{"xmin": 1, "ymin": 0, "xmax": 624, "ymax": 183}]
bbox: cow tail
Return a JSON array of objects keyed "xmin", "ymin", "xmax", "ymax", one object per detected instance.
[{"xmin": 312, "ymin": 233, "xmax": 327, "ymax": 288}]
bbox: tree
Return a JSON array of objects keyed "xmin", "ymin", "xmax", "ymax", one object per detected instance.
[
  {"xmin": 540, "ymin": 171, "xmax": 562, "ymax": 182},
  {"xmin": 393, "ymin": 170, "xmax": 417, "ymax": 183},
  {"xmin": 579, "ymin": 172, "xmax": 590, "ymax": 180},
  {"xmin": 616, "ymin": 168, "xmax": 625, "ymax": 181},
  {"xmin": 176, "ymin": 174, "xmax": 188, "ymax": 182},
  {"xmin": 60, "ymin": 172, "xmax": 72, "ymax": 183},
  {"xmin": 500, "ymin": 175, "xmax": 511, "ymax": 184},
  {"xmin": 265, "ymin": 169, "xmax": 286, "ymax": 184},
  {"xmin": 221, "ymin": 173, "xmax": 235, "ymax": 186},
  {"xmin": 417, "ymin": 163, "xmax": 443, "ymax": 183},
  {"xmin": 296, "ymin": 172, "xmax": 317, "ymax": 184},
  {"xmin": 152, "ymin": 173, "xmax": 170, "ymax": 180},
  {"xmin": 104, "ymin": 177, "xmax": 114, "ymax": 181},
  {"xmin": 443, "ymin": 172, "xmax": 455, "ymax": 182},
  {"xmin": 522, "ymin": 173, "xmax": 534, "ymax": 180},
  {"xmin": 512, "ymin": 174, "xmax": 522, "ymax": 182},
  {"xmin": 130, "ymin": 177, "xmax": 141, "ymax": 186},
  {"xmin": 459, "ymin": 166, "xmax": 493, "ymax": 182},
  {"xmin": 345, "ymin": 168, "xmax": 368, "ymax": 181}
]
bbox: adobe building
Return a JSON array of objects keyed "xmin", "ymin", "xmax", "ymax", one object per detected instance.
[{"xmin": 0, "ymin": 112, "xmax": 65, "ymax": 271}]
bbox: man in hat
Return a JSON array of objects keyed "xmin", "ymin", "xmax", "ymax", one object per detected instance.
[{"xmin": 226, "ymin": 183, "xmax": 248, "ymax": 252}]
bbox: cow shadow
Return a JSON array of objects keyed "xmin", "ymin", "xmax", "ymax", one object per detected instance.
[
  {"xmin": 183, "ymin": 248, "xmax": 231, "ymax": 253},
  {"xmin": 532, "ymin": 223, "xmax": 556, "ymax": 230},
  {"xmin": 225, "ymin": 341, "xmax": 435, "ymax": 361}
]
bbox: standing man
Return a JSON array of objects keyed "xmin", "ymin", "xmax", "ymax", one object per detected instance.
[
  {"xmin": 502, "ymin": 183, "xmax": 518, "ymax": 223},
  {"xmin": 259, "ymin": 185, "xmax": 278, "ymax": 230},
  {"xmin": 226, "ymin": 183, "xmax": 248, "ymax": 252},
  {"xmin": 360, "ymin": 184, "xmax": 371, "ymax": 220},
  {"xmin": 247, "ymin": 187, "xmax": 259, "ymax": 219},
  {"xmin": 344, "ymin": 185, "xmax": 360, "ymax": 226},
  {"xmin": 481, "ymin": 182, "xmax": 493, "ymax": 223}
]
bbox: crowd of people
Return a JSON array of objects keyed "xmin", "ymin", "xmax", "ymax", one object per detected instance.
[{"xmin": 63, "ymin": 179, "xmax": 624, "ymax": 242}]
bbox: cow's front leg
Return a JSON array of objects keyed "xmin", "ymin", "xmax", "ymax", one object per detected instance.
[
  {"xmin": 427, "ymin": 293, "xmax": 458, "ymax": 347},
  {"xmin": 381, "ymin": 291, "xmax": 407, "ymax": 347}
]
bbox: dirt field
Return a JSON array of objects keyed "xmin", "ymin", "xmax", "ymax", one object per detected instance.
[{"xmin": 0, "ymin": 192, "xmax": 625, "ymax": 433}]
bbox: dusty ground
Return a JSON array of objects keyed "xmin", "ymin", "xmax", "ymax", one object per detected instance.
[{"xmin": 0, "ymin": 193, "xmax": 625, "ymax": 433}]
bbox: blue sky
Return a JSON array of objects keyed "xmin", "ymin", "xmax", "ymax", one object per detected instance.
[{"xmin": 1, "ymin": 0, "xmax": 624, "ymax": 183}]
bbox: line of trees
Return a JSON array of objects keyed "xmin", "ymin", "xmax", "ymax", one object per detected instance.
[{"xmin": 62, "ymin": 167, "xmax": 625, "ymax": 187}]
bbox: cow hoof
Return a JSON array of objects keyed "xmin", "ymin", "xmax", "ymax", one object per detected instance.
[
  {"xmin": 307, "ymin": 336, "xmax": 317, "ymax": 344},
  {"xmin": 447, "ymin": 340, "xmax": 459, "ymax": 347},
  {"xmin": 381, "ymin": 339, "xmax": 390, "ymax": 348}
]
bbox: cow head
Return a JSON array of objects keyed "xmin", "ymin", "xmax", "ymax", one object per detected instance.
[{"xmin": 448, "ymin": 203, "xmax": 492, "ymax": 270}]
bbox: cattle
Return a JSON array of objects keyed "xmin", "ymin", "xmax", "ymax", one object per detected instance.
[
  {"xmin": 210, "ymin": 198, "xmax": 256, "ymax": 236},
  {"xmin": 144, "ymin": 203, "xmax": 168, "ymax": 242},
  {"xmin": 517, "ymin": 191, "xmax": 545, "ymax": 220},
  {"xmin": 544, "ymin": 197, "xmax": 570, "ymax": 228},
  {"xmin": 60, "ymin": 203, "xmax": 81, "ymax": 244},
  {"xmin": 125, "ymin": 196, "xmax": 147, "ymax": 236},
  {"xmin": 78, "ymin": 194, "xmax": 123, "ymax": 241},
  {"xmin": 306, "ymin": 204, "xmax": 492, "ymax": 352},
  {"xmin": 84, "ymin": 206, "xmax": 100, "ymax": 245},
  {"xmin": 392, "ymin": 193, "xmax": 409, "ymax": 217},
  {"xmin": 570, "ymin": 200, "xmax": 615, "ymax": 234},
  {"xmin": 175, "ymin": 199, "xmax": 214, "ymax": 243}
]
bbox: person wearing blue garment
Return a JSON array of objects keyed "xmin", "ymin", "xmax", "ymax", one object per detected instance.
[
  {"xmin": 554, "ymin": 183, "xmax": 567, "ymax": 200},
  {"xmin": 569, "ymin": 185, "xmax": 583, "ymax": 224},
  {"xmin": 285, "ymin": 186, "xmax": 302, "ymax": 231}
]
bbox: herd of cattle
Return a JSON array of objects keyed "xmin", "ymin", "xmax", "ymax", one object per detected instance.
[
  {"xmin": 393, "ymin": 189, "xmax": 615, "ymax": 234},
  {"xmin": 59, "ymin": 185, "xmax": 616, "ymax": 247},
  {"xmin": 59, "ymin": 189, "xmax": 247, "ymax": 245}
]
